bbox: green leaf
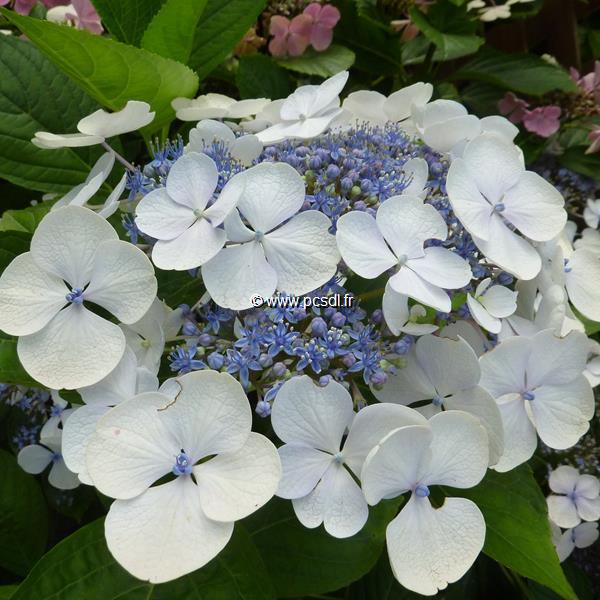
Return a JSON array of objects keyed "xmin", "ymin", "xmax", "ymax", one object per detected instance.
[
  {"xmin": 453, "ymin": 49, "xmax": 578, "ymax": 96},
  {"xmin": 236, "ymin": 55, "xmax": 291, "ymax": 100},
  {"xmin": 141, "ymin": 0, "xmax": 209, "ymax": 64},
  {"xmin": 452, "ymin": 465, "xmax": 577, "ymax": 600},
  {"xmin": 0, "ymin": 204, "xmax": 52, "ymax": 234},
  {"xmin": 12, "ymin": 519, "xmax": 275, "ymax": 600},
  {"xmin": 0, "ymin": 333, "xmax": 37, "ymax": 387},
  {"xmin": 571, "ymin": 306, "xmax": 600, "ymax": 336},
  {"xmin": 156, "ymin": 269, "xmax": 205, "ymax": 308},
  {"xmin": 0, "ymin": 449, "xmax": 49, "ymax": 576},
  {"xmin": 0, "ymin": 230, "xmax": 31, "ymax": 274},
  {"xmin": 334, "ymin": 0, "xmax": 404, "ymax": 75},
  {"xmin": 189, "ymin": 0, "xmax": 267, "ymax": 80},
  {"xmin": 90, "ymin": 0, "xmax": 165, "ymax": 46},
  {"xmin": 1, "ymin": 9, "xmax": 199, "ymax": 133},
  {"xmin": 409, "ymin": 5, "xmax": 484, "ymax": 61},
  {"xmin": 0, "ymin": 35, "xmax": 102, "ymax": 194},
  {"xmin": 277, "ymin": 44, "xmax": 355, "ymax": 78},
  {"xmin": 559, "ymin": 146, "xmax": 600, "ymax": 179},
  {"xmin": 0, "ymin": 585, "xmax": 18, "ymax": 599},
  {"xmin": 245, "ymin": 496, "xmax": 397, "ymax": 598}
]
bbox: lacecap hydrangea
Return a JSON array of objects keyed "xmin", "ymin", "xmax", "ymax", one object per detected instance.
[{"xmin": 0, "ymin": 71, "xmax": 598, "ymax": 595}]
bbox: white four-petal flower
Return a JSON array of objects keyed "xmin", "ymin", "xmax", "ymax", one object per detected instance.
[
  {"xmin": 551, "ymin": 520, "xmax": 599, "ymax": 562},
  {"xmin": 256, "ymin": 71, "xmax": 349, "ymax": 144},
  {"xmin": 85, "ymin": 370, "xmax": 281, "ymax": 583},
  {"xmin": 135, "ymin": 152, "xmax": 240, "ymax": 271},
  {"xmin": 336, "ymin": 195, "xmax": 472, "ymax": 313},
  {"xmin": 374, "ymin": 334, "xmax": 504, "ymax": 465},
  {"xmin": 479, "ymin": 329, "xmax": 594, "ymax": 471},
  {"xmin": 202, "ymin": 162, "xmax": 339, "ymax": 309},
  {"xmin": 0, "ymin": 206, "xmax": 157, "ymax": 389},
  {"xmin": 172, "ymin": 94, "xmax": 270, "ymax": 121},
  {"xmin": 33, "ymin": 101, "xmax": 155, "ymax": 148},
  {"xmin": 271, "ymin": 375, "xmax": 427, "ymax": 538},
  {"xmin": 447, "ymin": 133, "xmax": 566, "ymax": 280},
  {"xmin": 546, "ymin": 465, "xmax": 600, "ymax": 528},
  {"xmin": 467, "ymin": 277, "xmax": 518, "ymax": 334},
  {"xmin": 361, "ymin": 411, "xmax": 489, "ymax": 596}
]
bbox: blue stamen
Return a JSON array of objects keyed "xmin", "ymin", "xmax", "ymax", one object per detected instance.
[
  {"xmin": 172, "ymin": 451, "xmax": 192, "ymax": 476},
  {"xmin": 415, "ymin": 484, "xmax": 430, "ymax": 497},
  {"xmin": 333, "ymin": 452, "xmax": 344, "ymax": 464},
  {"xmin": 254, "ymin": 230, "xmax": 265, "ymax": 242},
  {"xmin": 494, "ymin": 202, "xmax": 505, "ymax": 212},
  {"xmin": 66, "ymin": 288, "xmax": 84, "ymax": 304},
  {"xmin": 521, "ymin": 391, "xmax": 535, "ymax": 401},
  {"xmin": 563, "ymin": 258, "xmax": 572, "ymax": 273},
  {"xmin": 432, "ymin": 395, "xmax": 443, "ymax": 407}
]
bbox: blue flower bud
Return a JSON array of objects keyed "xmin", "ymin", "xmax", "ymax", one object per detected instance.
[
  {"xmin": 310, "ymin": 317, "xmax": 328, "ymax": 337},
  {"xmin": 207, "ymin": 351, "xmax": 224, "ymax": 370}
]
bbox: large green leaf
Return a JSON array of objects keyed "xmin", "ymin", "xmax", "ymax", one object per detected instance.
[
  {"xmin": 454, "ymin": 49, "xmax": 578, "ymax": 96},
  {"xmin": 409, "ymin": 4, "xmax": 484, "ymax": 61},
  {"xmin": 12, "ymin": 519, "xmax": 275, "ymax": 599},
  {"xmin": 156, "ymin": 269, "xmax": 205, "ymax": 308},
  {"xmin": 0, "ymin": 204, "xmax": 52, "ymax": 234},
  {"xmin": 0, "ymin": 230, "xmax": 30, "ymax": 274},
  {"xmin": 559, "ymin": 146, "xmax": 600, "ymax": 180},
  {"xmin": 245, "ymin": 496, "xmax": 397, "ymax": 598},
  {"xmin": 236, "ymin": 55, "xmax": 291, "ymax": 100},
  {"xmin": 141, "ymin": 0, "xmax": 209, "ymax": 64},
  {"xmin": 1, "ymin": 9, "xmax": 199, "ymax": 132},
  {"xmin": 277, "ymin": 45, "xmax": 355, "ymax": 78},
  {"xmin": 452, "ymin": 465, "xmax": 576, "ymax": 600},
  {"xmin": 90, "ymin": 0, "xmax": 165, "ymax": 46},
  {"xmin": 0, "ymin": 449, "xmax": 49, "ymax": 576},
  {"xmin": 0, "ymin": 35, "xmax": 101, "ymax": 194},
  {"xmin": 189, "ymin": 0, "xmax": 267, "ymax": 80}
]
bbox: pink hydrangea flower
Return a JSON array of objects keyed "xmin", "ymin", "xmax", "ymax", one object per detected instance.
[
  {"xmin": 268, "ymin": 14, "xmax": 312, "ymax": 57},
  {"xmin": 522, "ymin": 105, "xmax": 561, "ymax": 138},
  {"xmin": 303, "ymin": 2, "xmax": 341, "ymax": 52},
  {"xmin": 586, "ymin": 125, "xmax": 600, "ymax": 155},
  {"xmin": 570, "ymin": 60, "xmax": 600, "ymax": 105},
  {"xmin": 67, "ymin": 0, "xmax": 103, "ymax": 34},
  {"xmin": 498, "ymin": 92, "xmax": 529, "ymax": 124}
]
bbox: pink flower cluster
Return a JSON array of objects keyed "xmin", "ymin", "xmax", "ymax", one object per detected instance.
[
  {"xmin": 269, "ymin": 2, "xmax": 341, "ymax": 57},
  {"xmin": 499, "ymin": 92, "xmax": 561, "ymax": 138},
  {"xmin": 0, "ymin": 0, "xmax": 102, "ymax": 34}
]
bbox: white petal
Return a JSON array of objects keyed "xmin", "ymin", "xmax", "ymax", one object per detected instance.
[
  {"xmin": 549, "ymin": 465, "xmax": 580, "ymax": 494},
  {"xmin": 271, "ymin": 375, "xmax": 353, "ymax": 454},
  {"xmin": 372, "ymin": 344, "xmax": 435, "ymax": 405},
  {"xmin": 276, "ymin": 445, "xmax": 334, "ymax": 499},
  {"xmin": 480, "ymin": 115, "xmax": 519, "ymax": 141},
  {"xmin": 479, "ymin": 335, "xmax": 531, "ymax": 398},
  {"xmin": 386, "ymin": 495, "xmax": 485, "ymax": 596},
  {"xmin": 547, "ymin": 495, "xmax": 580, "ymax": 529},
  {"xmin": 57, "ymin": 152, "xmax": 114, "ymax": 208},
  {"xmin": 189, "ymin": 119, "xmax": 235, "ymax": 151},
  {"xmin": 262, "ymin": 211, "xmax": 339, "ymax": 295},
  {"xmin": 401, "ymin": 158, "xmax": 429, "ymax": 196},
  {"xmin": 423, "ymin": 115, "xmax": 481, "ymax": 154},
  {"xmin": 17, "ymin": 444, "xmax": 53, "ymax": 474},
  {"xmin": 151, "ymin": 219, "xmax": 226, "ymax": 271},
  {"xmin": 420, "ymin": 410, "xmax": 488, "ymax": 488},
  {"xmin": 361, "ymin": 425, "xmax": 433, "ymax": 505},
  {"xmin": 235, "ymin": 162, "xmax": 305, "ymax": 233},
  {"xmin": 468, "ymin": 294, "xmax": 501, "ymax": 333},
  {"xmin": 444, "ymin": 387, "xmax": 504, "ymax": 467},
  {"xmin": 105, "ymin": 477, "xmax": 233, "ymax": 583},
  {"xmin": 86, "ymin": 393, "xmax": 179, "ymax": 499},
  {"xmin": 223, "ymin": 208, "xmax": 255, "ymax": 243},
  {"xmin": 382, "ymin": 283, "xmax": 410, "ymax": 335},
  {"xmin": 230, "ymin": 135, "xmax": 263, "ymax": 166},
  {"xmin": 555, "ymin": 528, "xmax": 576, "ymax": 562},
  {"xmin": 227, "ymin": 98, "xmax": 270, "ymax": 118},
  {"xmin": 576, "ymin": 497, "xmax": 600, "ymax": 522},
  {"xmin": 98, "ymin": 172, "xmax": 127, "ymax": 219},
  {"xmin": 48, "ymin": 459, "xmax": 80, "ymax": 490},
  {"xmin": 0, "ymin": 252, "xmax": 67, "ymax": 336},
  {"xmin": 479, "ymin": 285, "xmax": 517, "ymax": 318},
  {"xmin": 135, "ymin": 188, "xmax": 197, "ymax": 240},
  {"xmin": 292, "ymin": 461, "xmax": 368, "ymax": 539},
  {"xmin": 342, "ymin": 90, "xmax": 387, "ymax": 125},
  {"xmin": 343, "ymin": 403, "xmax": 428, "ymax": 475},
  {"xmin": 492, "ymin": 397, "xmax": 538, "ymax": 472},
  {"xmin": 575, "ymin": 474, "xmax": 600, "ymax": 499},
  {"xmin": 62, "ymin": 404, "xmax": 110, "ymax": 485},
  {"xmin": 78, "ymin": 346, "xmax": 139, "ymax": 406},
  {"xmin": 336, "ymin": 211, "xmax": 397, "ymax": 278},
  {"xmin": 18, "ymin": 305, "xmax": 126, "ymax": 390},
  {"xmin": 566, "ymin": 248, "xmax": 600, "ymax": 321},
  {"xmin": 30, "ymin": 206, "xmax": 117, "ymax": 288},
  {"xmin": 194, "ymin": 432, "xmax": 280, "ymax": 522},
  {"xmin": 409, "ymin": 247, "xmax": 472, "ymax": 290},
  {"xmin": 526, "ymin": 329, "xmax": 589, "ymax": 387},
  {"xmin": 416, "ymin": 335, "xmax": 481, "ymax": 396},
  {"xmin": 526, "ymin": 377, "xmax": 593, "ymax": 450},
  {"xmin": 440, "ymin": 320, "xmax": 488, "ymax": 357},
  {"xmin": 257, "ymin": 115, "xmax": 340, "ymax": 143},
  {"xmin": 77, "ymin": 101, "xmax": 155, "ymax": 138},
  {"xmin": 471, "ymin": 214, "xmax": 541, "ymax": 281},
  {"xmin": 201, "ymin": 241, "xmax": 277, "ymax": 310},
  {"xmin": 573, "ymin": 522, "xmax": 599, "ymax": 549},
  {"xmin": 389, "ymin": 267, "xmax": 451, "ymax": 312},
  {"xmin": 32, "ymin": 131, "xmax": 103, "ymax": 148},
  {"xmin": 502, "ymin": 172, "xmax": 566, "ymax": 242},
  {"xmin": 384, "ymin": 82, "xmax": 433, "ymax": 122},
  {"xmin": 166, "ymin": 152, "xmax": 218, "ymax": 211},
  {"xmin": 84, "ymin": 240, "xmax": 157, "ymax": 324}
]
